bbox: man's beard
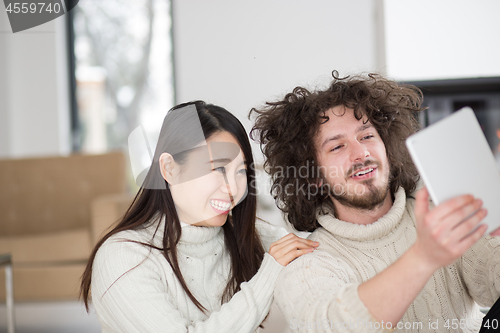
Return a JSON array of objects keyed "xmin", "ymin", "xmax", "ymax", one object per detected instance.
[{"xmin": 328, "ymin": 160, "xmax": 391, "ymax": 211}]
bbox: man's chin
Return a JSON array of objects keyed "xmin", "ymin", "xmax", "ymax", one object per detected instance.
[{"xmin": 330, "ymin": 184, "xmax": 389, "ymax": 211}]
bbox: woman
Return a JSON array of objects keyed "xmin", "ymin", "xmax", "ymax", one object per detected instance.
[{"xmin": 80, "ymin": 101, "xmax": 318, "ymax": 332}]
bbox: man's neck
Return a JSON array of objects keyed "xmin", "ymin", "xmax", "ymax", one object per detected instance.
[{"xmin": 332, "ymin": 192, "xmax": 393, "ymax": 225}]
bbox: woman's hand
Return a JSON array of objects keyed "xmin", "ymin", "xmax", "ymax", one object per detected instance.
[{"xmin": 268, "ymin": 233, "xmax": 319, "ymax": 266}]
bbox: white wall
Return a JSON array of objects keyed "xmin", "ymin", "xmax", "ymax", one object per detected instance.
[
  {"xmin": 1, "ymin": 1, "xmax": 383, "ymax": 159},
  {"xmin": 3, "ymin": 1, "xmax": 500, "ymax": 155},
  {"xmin": 0, "ymin": 10, "xmax": 70, "ymax": 158},
  {"xmin": 172, "ymin": 0, "xmax": 384, "ymax": 165},
  {"xmin": 171, "ymin": 0, "xmax": 385, "ymax": 246},
  {"xmin": 0, "ymin": 9, "xmax": 11, "ymax": 157},
  {"xmin": 171, "ymin": 1, "xmax": 385, "ymax": 241},
  {"xmin": 384, "ymin": 0, "xmax": 500, "ymax": 81}
]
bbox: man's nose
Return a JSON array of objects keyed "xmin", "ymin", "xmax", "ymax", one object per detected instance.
[{"xmin": 350, "ymin": 141, "xmax": 370, "ymax": 162}]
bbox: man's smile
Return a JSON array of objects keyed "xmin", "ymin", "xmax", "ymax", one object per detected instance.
[{"xmin": 350, "ymin": 166, "xmax": 377, "ymax": 180}]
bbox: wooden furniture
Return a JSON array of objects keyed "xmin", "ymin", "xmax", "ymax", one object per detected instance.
[
  {"xmin": 0, "ymin": 152, "xmax": 130, "ymax": 301},
  {"xmin": 0, "ymin": 253, "xmax": 14, "ymax": 333}
]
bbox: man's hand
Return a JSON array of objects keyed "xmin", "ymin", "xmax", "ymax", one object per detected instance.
[
  {"xmin": 412, "ymin": 187, "xmax": 488, "ymax": 271},
  {"xmin": 489, "ymin": 227, "xmax": 500, "ymax": 237}
]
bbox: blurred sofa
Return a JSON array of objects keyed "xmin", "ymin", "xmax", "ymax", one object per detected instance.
[{"xmin": 0, "ymin": 152, "xmax": 133, "ymax": 301}]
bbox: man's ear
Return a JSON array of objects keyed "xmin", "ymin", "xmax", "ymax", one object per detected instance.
[
  {"xmin": 308, "ymin": 178, "xmax": 324, "ymax": 188},
  {"xmin": 159, "ymin": 153, "xmax": 175, "ymax": 184}
]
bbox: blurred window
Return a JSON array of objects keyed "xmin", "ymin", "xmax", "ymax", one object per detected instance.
[{"xmin": 71, "ymin": 0, "xmax": 174, "ymax": 153}]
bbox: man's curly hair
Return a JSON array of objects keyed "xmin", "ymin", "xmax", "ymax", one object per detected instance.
[{"xmin": 250, "ymin": 71, "xmax": 426, "ymax": 232}]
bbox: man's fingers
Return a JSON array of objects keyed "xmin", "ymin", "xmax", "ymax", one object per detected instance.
[
  {"xmin": 456, "ymin": 223, "xmax": 487, "ymax": 254},
  {"xmin": 428, "ymin": 194, "xmax": 475, "ymax": 223},
  {"xmin": 449, "ymin": 208, "xmax": 487, "ymax": 243},
  {"xmin": 415, "ymin": 187, "xmax": 430, "ymax": 223},
  {"xmin": 440, "ymin": 199, "xmax": 484, "ymax": 232},
  {"xmin": 490, "ymin": 227, "xmax": 500, "ymax": 237}
]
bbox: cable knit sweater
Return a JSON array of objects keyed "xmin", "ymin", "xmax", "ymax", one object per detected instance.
[
  {"xmin": 91, "ymin": 219, "xmax": 287, "ymax": 333},
  {"xmin": 275, "ymin": 187, "xmax": 500, "ymax": 332}
]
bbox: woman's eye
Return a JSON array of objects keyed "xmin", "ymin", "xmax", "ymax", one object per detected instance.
[
  {"xmin": 362, "ymin": 135, "xmax": 374, "ymax": 140},
  {"xmin": 237, "ymin": 168, "xmax": 247, "ymax": 175},
  {"xmin": 213, "ymin": 166, "xmax": 225, "ymax": 173}
]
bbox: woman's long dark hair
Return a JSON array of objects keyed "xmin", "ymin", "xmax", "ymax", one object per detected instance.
[{"xmin": 81, "ymin": 101, "xmax": 265, "ymax": 312}]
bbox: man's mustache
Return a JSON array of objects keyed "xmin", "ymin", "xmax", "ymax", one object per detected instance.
[{"xmin": 346, "ymin": 160, "xmax": 382, "ymax": 178}]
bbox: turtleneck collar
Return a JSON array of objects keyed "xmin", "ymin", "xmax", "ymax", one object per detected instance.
[
  {"xmin": 317, "ymin": 187, "xmax": 406, "ymax": 242},
  {"xmin": 178, "ymin": 223, "xmax": 223, "ymax": 245},
  {"xmin": 148, "ymin": 216, "xmax": 223, "ymax": 246}
]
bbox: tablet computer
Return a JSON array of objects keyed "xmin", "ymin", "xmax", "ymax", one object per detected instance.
[{"xmin": 406, "ymin": 107, "xmax": 500, "ymax": 234}]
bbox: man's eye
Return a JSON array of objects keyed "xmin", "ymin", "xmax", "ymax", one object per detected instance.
[
  {"xmin": 331, "ymin": 145, "xmax": 343, "ymax": 152},
  {"xmin": 362, "ymin": 135, "xmax": 374, "ymax": 140}
]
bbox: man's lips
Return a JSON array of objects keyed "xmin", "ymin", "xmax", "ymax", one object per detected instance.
[{"xmin": 349, "ymin": 166, "xmax": 377, "ymax": 180}]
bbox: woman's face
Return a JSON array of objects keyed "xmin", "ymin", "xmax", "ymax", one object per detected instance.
[{"xmin": 161, "ymin": 131, "xmax": 248, "ymax": 227}]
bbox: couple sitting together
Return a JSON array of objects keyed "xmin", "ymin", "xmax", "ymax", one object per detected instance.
[{"xmin": 80, "ymin": 72, "xmax": 500, "ymax": 332}]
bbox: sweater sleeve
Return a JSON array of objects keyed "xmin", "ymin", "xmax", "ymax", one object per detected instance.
[
  {"xmin": 274, "ymin": 250, "xmax": 391, "ymax": 333},
  {"xmin": 92, "ymin": 238, "xmax": 283, "ymax": 333},
  {"xmin": 460, "ymin": 235, "xmax": 500, "ymax": 307}
]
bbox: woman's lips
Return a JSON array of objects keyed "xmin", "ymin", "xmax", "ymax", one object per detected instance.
[{"xmin": 209, "ymin": 199, "xmax": 231, "ymax": 215}]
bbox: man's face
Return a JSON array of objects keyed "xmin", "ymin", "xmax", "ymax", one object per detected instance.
[{"xmin": 314, "ymin": 106, "xmax": 391, "ymax": 211}]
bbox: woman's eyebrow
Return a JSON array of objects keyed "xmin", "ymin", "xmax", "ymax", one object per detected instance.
[
  {"xmin": 208, "ymin": 158, "xmax": 247, "ymax": 167},
  {"xmin": 208, "ymin": 158, "xmax": 232, "ymax": 164}
]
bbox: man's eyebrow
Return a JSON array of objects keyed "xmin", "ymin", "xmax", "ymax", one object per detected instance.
[
  {"xmin": 320, "ymin": 123, "xmax": 374, "ymax": 148},
  {"xmin": 321, "ymin": 134, "xmax": 345, "ymax": 148},
  {"xmin": 357, "ymin": 123, "xmax": 373, "ymax": 133}
]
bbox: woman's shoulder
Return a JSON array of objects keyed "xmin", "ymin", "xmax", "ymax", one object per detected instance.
[
  {"xmin": 103, "ymin": 217, "xmax": 163, "ymax": 247},
  {"xmin": 95, "ymin": 221, "xmax": 165, "ymax": 270}
]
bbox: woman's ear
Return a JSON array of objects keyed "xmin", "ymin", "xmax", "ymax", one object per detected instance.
[{"xmin": 159, "ymin": 153, "xmax": 176, "ymax": 184}]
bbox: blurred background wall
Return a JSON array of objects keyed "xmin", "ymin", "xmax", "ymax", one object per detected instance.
[
  {"xmin": 1, "ymin": 0, "xmax": 499, "ymax": 158},
  {"xmin": 1, "ymin": 0, "xmax": 500, "ymax": 227},
  {"xmin": 1, "ymin": 1, "xmax": 500, "ymax": 332}
]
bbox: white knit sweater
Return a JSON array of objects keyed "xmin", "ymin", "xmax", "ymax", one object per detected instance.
[
  {"xmin": 275, "ymin": 187, "xmax": 500, "ymax": 332},
  {"xmin": 91, "ymin": 219, "xmax": 286, "ymax": 332}
]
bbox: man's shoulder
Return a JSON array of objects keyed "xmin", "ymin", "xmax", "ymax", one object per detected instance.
[
  {"xmin": 276, "ymin": 240, "xmax": 358, "ymax": 295},
  {"xmin": 306, "ymin": 225, "xmax": 337, "ymax": 243},
  {"xmin": 282, "ymin": 229, "xmax": 353, "ymax": 273}
]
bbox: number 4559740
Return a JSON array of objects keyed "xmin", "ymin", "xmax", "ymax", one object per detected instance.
[
  {"xmin": 6, "ymin": 2, "xmax": 62, "ymax": 14},
  {"xmin": 482, "ymin": 319, "xmax": 499, "ymax": 330},
  {"xmin": 444, "ymin": 319, "xmax": 467, "ymax": 330}
]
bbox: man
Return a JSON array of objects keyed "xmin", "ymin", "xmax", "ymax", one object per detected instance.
[{"xmin": 250, "ymin": 72, "xmax": 500, "ymax": 332}]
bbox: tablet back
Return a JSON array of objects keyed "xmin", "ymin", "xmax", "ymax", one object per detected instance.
[{"xmin": 406, "ymin": 107, "xmax": 500, "ymax": 234}]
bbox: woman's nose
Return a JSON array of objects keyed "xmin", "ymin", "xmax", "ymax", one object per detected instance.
[{"xmin": 220, "ymin": 172, "xmax": 239, "ymax": 199}]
